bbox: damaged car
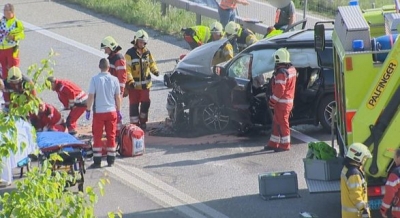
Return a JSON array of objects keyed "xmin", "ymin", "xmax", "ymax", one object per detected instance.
[{"xmin": 164, "ymin": 28, "xmax": 335, "ymax": 134}]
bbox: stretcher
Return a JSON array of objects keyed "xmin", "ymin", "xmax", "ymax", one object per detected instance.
[{"xmin": 36, "ymin": 132, "xmax": 90, "ymax": 192}]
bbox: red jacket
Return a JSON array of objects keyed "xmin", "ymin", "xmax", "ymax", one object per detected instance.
[
  {"xmin": 108, "ymin": 52, "xmax": 127, "ymax": 95},
  {"xmin": 269, "ymin": 65, "xmax": 297, "ymax": 106},
  {"xmin": 54, "ymin": 79, "xmax": 87, "ymax": 109},
  {"xmin": 3, "ymin": 75, "xmax": 37, "ymax": 108},
  {"xmin": 381, "ymin": 166, "xmax": 400, "ymax": 215},
  {"xmin": 30, "ymin": 103, "xmax": 64, "ymax": 131}
]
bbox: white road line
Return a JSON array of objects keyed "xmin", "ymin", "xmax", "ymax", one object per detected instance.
[
  {"xmin": 290, "ymin": 128, "xmax": 320, "ymax": 144},
  {"xmin": 112, "ymin": 161, "xmax": 231, "ymax": 218}
]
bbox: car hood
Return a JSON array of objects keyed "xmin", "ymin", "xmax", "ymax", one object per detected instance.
[{"xmin": 175, "ymin": 38, "xmax": 229, "ymax": 77}]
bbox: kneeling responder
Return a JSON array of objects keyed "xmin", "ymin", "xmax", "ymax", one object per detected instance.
[
  {"xmin": 125, "ymin": 30, "xmax": 160, "ymax": 130},
  {"xmin": 209, "ymin": 21, "xmax": 234, "ymax": 66},
  {"xmin": 181, "ymin": 25, "xmax": 211, "ymax": 50},
  {"xmin": 225, "ymin": 21, "xmax": 258, "ymax": 53},
  {"xmin": 3, "ymin": 66, "xmax": 36, "ymax": 110},
  {"xmin": 30, "ymin": 101, "xmax": 66, "ymax": 132},
  {"xmin": 341, "ymin": 143, "xmax": 372, "ymax": 218}
]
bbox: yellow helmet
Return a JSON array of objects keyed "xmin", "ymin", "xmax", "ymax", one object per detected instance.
[
  {"xmin": 346, "ymin": 143, "xmax": 372, "ymax": 163},
  {"xmin": 273, "ymin": 48, "xmax": 291, "ymax": 63},
  {"xmin": 131, "ymin": 29, "xmax": 149, "ymax": 44},
  {"xmin": 210, "ymin": 21, "xmax": 224, "ymax": 34},
  {"xmin": 7, "ymin": 66, "xmax": 22, "ymax": 82},
  {"xmin": 225, "ymin": 21, "xmax": 239, "ymax": 35},
  {"xmin": 101, "ymin": 36, "xmax": 121, "ymax": 51}
]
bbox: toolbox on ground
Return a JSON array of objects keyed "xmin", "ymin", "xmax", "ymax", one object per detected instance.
[
  {"xmin": 303, "ymin": 157, "xmax": 343, "ymax": 181},
  {"xmin": 258, "ymin": 171, "xmax": 299, "ymax": 200}
]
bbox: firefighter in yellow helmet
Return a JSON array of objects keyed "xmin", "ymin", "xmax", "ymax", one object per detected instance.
[
  {"xmin": 225, "ymin": 21, "xmax": 258, "ymax": 53},
  {"xmin": 341, "ymin": 142, "xmax": 372, "ymax": 218},
  {"xmin": 181, "ymin": 25, "xmax": 211, "ymax": 50},
  {"xmin": 209, "ymin": 21, "xmax": 234, "ymax": 66},
  {"xmin": 3, "ymin": 66, "xmax": 36, "ymax": 110},
  {"xmin": 125, "ymin": 29, "xmax": 159, "ymax": 130}
]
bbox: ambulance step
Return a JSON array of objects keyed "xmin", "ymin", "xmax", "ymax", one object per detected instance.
[{"xmin": 306, "ymin": 179, "xmax": 340, "ymax": 193}]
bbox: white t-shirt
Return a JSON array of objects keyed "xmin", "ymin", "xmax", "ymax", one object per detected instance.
[{"xmin": 88, "ymin": 72, "xmax": 119, "ymax": 113}]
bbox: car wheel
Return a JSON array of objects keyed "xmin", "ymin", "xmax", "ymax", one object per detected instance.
[
  {"xmin": 202, "ymin": 103, "xmax": 230, "ymax": 132},
  {"xmin": 318, "ymin": 94, "xmax": 336, "ymax": 133}
]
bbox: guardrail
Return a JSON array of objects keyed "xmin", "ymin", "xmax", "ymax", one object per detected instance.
[{"xmin": 158, "ymin": 0, "xmax": 279, "ymax": 35}]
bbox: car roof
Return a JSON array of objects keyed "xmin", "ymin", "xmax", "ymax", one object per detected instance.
[{"xmin": 248, "ymin": 28, "xmax": 333, "ymax": 50}]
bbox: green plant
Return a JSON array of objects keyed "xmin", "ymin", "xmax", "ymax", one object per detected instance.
[{"xmin": 0, "ymin": 51, "xmax": 121, "ymax": 218}]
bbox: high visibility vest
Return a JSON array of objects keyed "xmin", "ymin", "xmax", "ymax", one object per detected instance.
[
  {"xmin": 191, "ymin": 26, "xmax": 211, "ymax": 45},
  {"xmin": 219, "ymin": 0, "xmax": 237, "ymax": 10},
  {"xmin": 265, "ymin": 29, "xmax": 284, "ymax": 39}
]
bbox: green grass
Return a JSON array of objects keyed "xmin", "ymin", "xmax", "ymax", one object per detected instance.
[{"xmin": 65, "ymin": 0, "xmax": 397, "ymax": 36}]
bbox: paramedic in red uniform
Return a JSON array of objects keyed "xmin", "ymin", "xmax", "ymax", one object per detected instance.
[
  {"xmin": 100, "ymin": 36, "xmax": 126, "ymax": 135},
  {"xmin": 264, "ymin": 48, "xmax": 297, "ymax": 152},
  {"xmin": 30, "ymin": 102, "xmax": 66, "ymax": 132},
  {"xmin": 47, "ymin": 77, "xmax": 87, "ymax": 136},
  {"xmin": 381, "ymin": 148, "xmax": 400, "ymax": 218},
  {"xmin": 2, "ymin": 66, "xmax": 36, "ymax": 110},
  {"xmin": 125, "ymin": 30, "xmax": 159, "ymax": 130},
  {"xmin": 86, "ymin": 58, "xmax": 121, "ymax": 168},
  {"xmin": 0, "ymin": 3, "xmax": 25, "ymax": 80}
]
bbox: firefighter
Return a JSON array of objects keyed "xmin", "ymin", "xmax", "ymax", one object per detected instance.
[
  {"xmin": 264, "ymin": 48, "xmax": 296, "ymax": 152},
  {"xmin": 380, "ymin": 148, "xmax": 400, "ymax": 218},
  {"xmin": 125, "ymin": 29, "xmax": 160, "ymax": 130},
  {"xmin": 3, "ymin": 66, "xmax": 36, "ymax": 110},
  {"xmin": 100, "ymin": 36, "xmax": 126, "ymax": 135},
  {"xmin": 85, "ymin": 58, "xmax": 121, "ymax": 168},
  {"xmin": 47, "ymin": 76, "xmax": 87, "ymax": 136},
  {"xmin": 181, "ymin": 25, "xmax": 211, "ymax": 50},
  {"xmin": 264, "ymin": 26, "xmax": 283, "ymax": 39},
  {"xmin": 225, "ymin": 21, "xmax": 258, "ymax": 53},
  {"xmin": 340, "ymin": 143, "xmax": 372, "ymax": 218},
  {"xmin": 30, "ymin": 101, "xmax": 66, "ymax": 132},
  {"xmin": 0, "ymin": 3, "xmax": 25, "ymax": 80},
  {"xmin": 209, "ymin": 21, "xmax": 234, "ymax": 66}
]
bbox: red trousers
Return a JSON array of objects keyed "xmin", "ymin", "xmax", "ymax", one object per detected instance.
[
  {"xmin": 128, "ymin": 89, "xmax": 150, "ymax": 124},
  {"xmin": 66, "ymin": 106, "xmax": 86, "ymax": 132},
  {"xmin": 0, "ymin": 47, "xmax": 20, "ymax": 79},
  {"xmin": 267, "ymin": 103, "xmax": 293, "ymax": 150},
  {"xmin": 92, "ymin": 111, "xmax": 117, "ymax": 156}
]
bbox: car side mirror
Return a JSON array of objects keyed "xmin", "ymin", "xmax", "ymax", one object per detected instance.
[
  {"xmin": 214, "ymin": 66, "xmax": 227, "ymax": 77},
  {"xmin": 314, "ymin": 24, "xmax": 326, "ymax": 51}
]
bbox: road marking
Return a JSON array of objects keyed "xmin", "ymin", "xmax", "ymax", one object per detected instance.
[
  {"xmin": 107, "ymin": 162, "xmax": 230, "ymax": 218},
  {"xmin": 290, "ymin": 128, "xmax": 320, "ymax": 143}
]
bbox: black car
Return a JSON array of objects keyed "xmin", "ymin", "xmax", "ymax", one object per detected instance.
[{"xmin": 165, "ymin": 28, "xmax": 335, "ymax": 134}]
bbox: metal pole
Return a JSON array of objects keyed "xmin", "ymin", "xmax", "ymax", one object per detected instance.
[
  {"xmin": 161, "ymin": 3, "xmax": 168, "ymax": 16},
  {"xmin": 196, "ymin": 14, "xmax": 201, "ymax": 25},
  {"xmin": 303, "ymin": 0, "xmax": 308, "ymax": 19}
]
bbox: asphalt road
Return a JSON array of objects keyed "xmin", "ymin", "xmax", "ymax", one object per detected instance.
[{"xmin": 1, "ymin": 1, "xmax": 380, "ymax": 218}]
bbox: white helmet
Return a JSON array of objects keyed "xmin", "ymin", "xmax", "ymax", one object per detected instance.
[
  {"xmin": 210, "ymin": 21, "xmax": 224, "ymax": 34},
  {"xmin": 131, "ymin": 29, "xmax": 149, "ymax": 44},
  {"xmin": 101, "ymin": 36, "xmax": 121, "ymax": 51},
  {"xmin": 273, "ymin": 48, "xmax": 291, "ymax": 63},
  {"xmin": 7, "ymin": 66, "xmax": 22, "ymax": 82},
  {"xmin": 346, "ymin": 143, "xmax": 372, "ymax": 163},
  {"xmin": 225, "ymin": 21, "xmax": 239, "ymax": 35}
]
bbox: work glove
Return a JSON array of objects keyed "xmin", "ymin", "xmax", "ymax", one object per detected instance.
[
  {"xmin": 153, "ymin": 71, "xmax": 160, "ymax": 77},
  {"xmin": 85, "ymin": 110, "xmax": 91, "ymax": 120},
  {"xmin": 361, "ymin": 209, "xmax": 370, "ymax": 218},
  {"xmin": 117, "ymin": 111, "xmax": 122, "ymax": 121}
]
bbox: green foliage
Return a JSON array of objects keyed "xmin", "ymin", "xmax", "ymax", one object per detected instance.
[{"xmin": 0, "ymin": 51, "xmax": 119, "ymax": 218}]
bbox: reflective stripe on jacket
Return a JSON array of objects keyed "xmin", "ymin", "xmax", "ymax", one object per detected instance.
[
  {"xmin": 219, "ymin": 0, "xmax": 237, "ymax": 10},
  {"xmin": 125, "ymin": 47, "xmax": 159, "ymax": 90},
  {"xmin": 108, "ymin": 52, "xmax": 127, "ymax": 94},
  {"xmin": 0, "ymin": 16, "xmax": 25, "ymax": 50},
  {"xmin": 269, "ymin": 65, "xmax": 297, "ymax": 105},
  {"xmin": 341, "ymin": 163, "xmax": 370, "ymax": 218},
  {"xmin": 54, "ymin": 79, "xmax": 87, "ymax": 108}
]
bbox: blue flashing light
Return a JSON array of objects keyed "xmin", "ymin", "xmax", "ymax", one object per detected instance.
[
  {"xmin": 352, "ymin": 40, "xmax": 364, "ymax": 51},
  {"xmin": 349, "ymin": 0, "xmax": 359, "ymax": 6}
]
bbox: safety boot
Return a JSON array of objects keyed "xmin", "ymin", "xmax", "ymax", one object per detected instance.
[{"xmin": 107, "ymin": 156, "xmax": 115, "ymax": 167}]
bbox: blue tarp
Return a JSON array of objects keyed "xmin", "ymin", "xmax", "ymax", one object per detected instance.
[{"xmin": 36, "ymin": 132, "xmax": 84, "ymax": 149}]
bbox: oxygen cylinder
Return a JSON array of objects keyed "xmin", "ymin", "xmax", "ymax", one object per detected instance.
[{"xmin": 371, "ymin": 34, "xmax": 399, "ymax": 62}]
